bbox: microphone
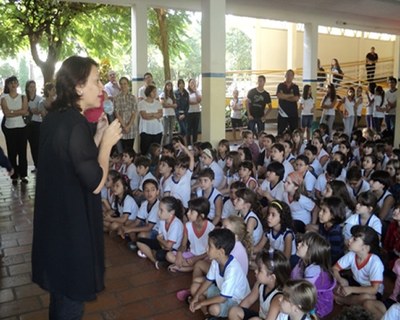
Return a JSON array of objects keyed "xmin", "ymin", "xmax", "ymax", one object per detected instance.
[{"xmin": 103, "ymin": 100, "xmax": 124, "ymax": 154}]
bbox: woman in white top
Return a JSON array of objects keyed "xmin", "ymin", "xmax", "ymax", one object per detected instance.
[
  {"xmin": 337, "ymin": 87, "xmax": 356, "ymax": 137},
  {"xmin": 25, "ymin": 80, "xmax": 43, "ymax": 171},
  {"xmin": 138, "ymin": 85, "xmax": 163, "ymax": 155},
  {"xmin": 160, "ymin": 80, "xmax": 177, "ymax": 145},
  {"xmin": 1, "ymin": 76, "xmax": 29, "ymax": 183},
  {"xmin": 319, "ymin": 84, "xmax": 337, "ymax": 137},
  {"xmin": 373, "ymin": 85, "xmax": 385, "ymax": 133},
  {"xmin": 186, "ymin": 78, "xmax": 201, "ymax": 146}
]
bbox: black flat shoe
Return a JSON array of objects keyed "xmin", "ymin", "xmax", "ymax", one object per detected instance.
[{"xmin": 20, "ymin": 177, "xmax": 28, "ymax": 184}]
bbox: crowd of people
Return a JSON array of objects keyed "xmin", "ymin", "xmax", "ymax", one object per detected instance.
[{"xmin": 1, "ymin": 56, "xmax": 399, "ymax": 320}]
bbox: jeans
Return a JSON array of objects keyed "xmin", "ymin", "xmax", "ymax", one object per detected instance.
[
  {"xmin": 248, "ymin": 118, "xmax": 264, "ymax": 135},
  {"xmin": 320, "ymin": 114, "xmax": 335, "ymax": 137},
  {"xmin": 385, "ymin": 114, "xmax": 395, "ymax": 132},
  {"xmin": 49, "ymin": 292, "xmax": 84, "ymax": 320},
  {"xmin": 343, "ymin": 115, "xmax": 355, "ymax": 137},
  {"xmin": 3, "ymin": 126, "xmax": 28, "ymax": 179},
  {"xmin": 373, "ymin": 117, "xmax": 383, "ymax": 132},
  {"xmin": 186, "ymin": 112, "xmax": 200, "ymax": 145},
  {"xmin": 162, "ymin": 116, "xmax": 176, "ymax": 145}
]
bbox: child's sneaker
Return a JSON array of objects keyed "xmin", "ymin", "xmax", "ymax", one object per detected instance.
[{"xmin": 137, "ymin": 250, "xmax": 146, "ymax": 258}]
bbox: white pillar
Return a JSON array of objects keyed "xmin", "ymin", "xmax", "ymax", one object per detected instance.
[
  {"xmin": 287, "ymin": 23, "xmax": 297, "ymax": 70},
  {"xmin": 303, "ymin": 22, "xmax": 319, "ymax": 118},
  {"xmin": 201, "ymin": 0, "xmax": 226, "ymax": 145},
  {"xmin": 393, "ymin": 36, "xmax": 400, "ymax": 148},
  {"xmin": 131, "ymin": 2, "xmax": 148, "ymax": 96}
]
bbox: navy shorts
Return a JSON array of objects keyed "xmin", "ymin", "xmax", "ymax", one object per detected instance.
[{"xmin": 231, "ymin": 117, "xmax": 243, "ymax": 128}]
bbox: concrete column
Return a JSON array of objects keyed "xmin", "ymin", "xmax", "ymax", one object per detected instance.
[
  {"xmin": 131, "ymin": 2, "xmax": 148, "ymax": 96},
  {"xmin": 201, "ymin": 0, "xmax": 226, "ymax": 145},
  {"xmin": 287, "ymin": 23, "xmax": 298, "ymax": 70},
  {"xmin": 393, "ymin": 36, "xmax": 400, "ymax": 147},
  {"xmin": 303, "ymin": 22, "xmax": 319, "ymax": 118}
]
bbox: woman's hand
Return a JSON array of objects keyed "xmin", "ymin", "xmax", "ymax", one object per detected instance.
[{"xmin": 101, "ymin": 118, "xmax": 122, "ymax": 149}]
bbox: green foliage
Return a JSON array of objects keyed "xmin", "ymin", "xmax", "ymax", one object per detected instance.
[
  {"xmin": 226, "ymin": 28, "xmax": 252, "ymax": 70},
  {"xmin": 0, "ymin": 62, "xmax": 17, "ymax": 79},
  {"xmin": 18, "ymin": 56, "xmax": 29, "ymax": 88}
]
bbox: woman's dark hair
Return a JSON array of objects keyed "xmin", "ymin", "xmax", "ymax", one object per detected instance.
[
  {"xmin": 323, "ymin": 83, "xmax": 336, "ymax": 104},
  {"xmin": 42, "ymin": 82, "xmax": 55, "ymax": 98},
  {"xmin": 375, "ymin": 86, "xmax": 385, "ymax": 107},
  {"xmin": 25, "ymin": 80, "xmax": 36, "ymax": 100},
  {"xmin": 144, "ymin": 85, "xmax": 157, "ymax": 98},
  {"xmin": 177, "ymin": 79, "xmax": 185, "ymax": 87},
  {"xmin": 187, "ymin": 78, "xmax": 196, "ymax": 93},
  {"xmin": 4, "ymin": 76, "xmax": 18, "ymax": 94},
  {"xmin": 163, "ymin": 81, "xmax": 176, "ymax": 102},
  {"xmin": 302, "ymin": 84, "xmax": 312, "ymax": 100},
  {"xmin": 320, "ymin": 196, "xmax": 346, "ymax": 225},
  {"xmin": 52, "ymin": 56, "xmax": 98, "ymax": 111},
  {"xmin": 119, "ymin": 76, "xmax": 130, "ymax": 85}
]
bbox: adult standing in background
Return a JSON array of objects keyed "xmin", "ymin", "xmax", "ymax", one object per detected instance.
[
  {"xmin": 114, "ymin": 76, "xmax": 137, "ymax": 152},
  {"xmin": 320, "ymin": 83, "xmax": 338, "ymax": 136},
  {"xmin": 25, "ymin": 80, "xmax": 42, "ymax": 173},
  {"xmin": 138, "ymin": 84, "xmax": 163, "ymax": 155},
  {"xmin": 187, "ymin": 78, "xmax": 202, "ymax": 146},
  {"xmin": 246, "ymin": 75, "xmax": 272, "ymax": 135},
  {"xmin": 366, "ymin": 47, "xmax": 378, "ymax": 82},
  {"xmin": 385, "ymin": 76, "xmax": 397, "ymax": 132},
  {"xmin": 276, "ymin": 69, "xmax": 300, "ymax": 134},
  {"xmin": 138, "ymin": 72, "xmax": 158, "ymax": 102},
  {"xmin": 32, "ymin": 56, "xmax": 122, "ymax": 319},
  {"xmin": 1, "ymin": 76, "xmax": 29, "ymax": 184},
  {"xmin": 104, "ymin": 70, "xmax": 120, "ymax": 101},
  {"xmin": 317, "ymin": 59, "xmax": 327, "ymax": 88},
  {"xmin": 174, "ymin": 79, "xmax": 189, "ymax": 144},
  {"xmin": 160, "ymin": 80, "xmax": 177, "ymax": 145},
  {"xmin": 331, "ymin": 58, "xmax": 344, "ymax": 89}
]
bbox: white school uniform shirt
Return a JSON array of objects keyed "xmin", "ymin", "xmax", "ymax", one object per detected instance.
[
  {"xmin": 120, "ymin": 163, "xmax": 140, "ymax": 191},
  {"xmin": 159, "ymin": 92, "xmax": 176, "ymax": 117},
  {"xmin": 300, "ymin": 97, "xmax": 314, "ymax": 116},
  {"xmin": 207, "ymin": 161, "xmax": 225, "ymax": 189},
  {"xmin": 282, "ymin": 193, "xmax": 315, "ymax": 224},
  {"xmin": 225, "ymin": 170, "xmax": 240, "ymax": 188},
  {"xmin": 196, "ymin": 187, "xmax": 222, "ymax": 221},
  {"xmin": 373, "ymin": 95, "xmax": 385, "ymax": 118},
  {"xmin": 243, "ymin": 210, "xmax": 263, "ymax": 245},
  {"xmin": 343, "ymin": 213, "xmax": 382, "ymax": 240},
  {"xmin": 113, "ymin": 194, "xmax": 139, "ymax": 221},
  {"xmin": 170, "ymin": 170, "xmax": 193, "ymax": 208},
  {"xmin": 335, "ymin": 251, "xmax": 384, "ymax": 294},
  {"xmin": 260, "ymin": 180, "xmax": 284, "ymax": 201},
  {"xmin": 343, "ymin": 97, "xmax": 356, "ymax": 117},
  {"xmin": 385, "ymin": 89, "xmax": 397, "ymax": 116},
  {"xmin": 206, "ymin": 255, "xmax": 250, "ymax": 303},
  {"xmin": 276, "ymin": 313, "xmax": 313, "ymax": 320},
  {"xmin": 382, "ymin": 303, "xmax": 400, "ymax": 320},
  {"xmin": 259, "ymin": 286, "xmax": 281, "ymax": 319},
  {"xmin": 317, "ymin": 148, "xmax": 329, "ymax": 165},
  {"xmin": 217, "ymin": 157, "xmax": 226, "ymax": 170},
  {"xmin": 376, "ymin": 189, "xmax": 394, "ymax": 221},
  {"xmin": 139, "ymin": 171, "xmax": 157, "ymax": 191},
  {"xmin": 346, "ymin": 180, "xmax": 370, "ymax": 203},
  {"xmin": 137, "ymin": 199, "xmax": 160, "ymax": 231},
  {"xmin": 158, "ymin": 216, "xmax": 184, "ymax": 250},
  {"xmin": 303, "ymin": 170, "xmax": 317, "ymax": 194},
  {"xmin": 159, "ymin": 174, "xmax": 174, "ymax": 198},
  {"xmin": 310, "ymin": 159, "xmax": 323, "ymax": 177},
  {"xmin": 314, "ymin": 173, "xmax": 329, "ymax": 193},
  {"xmin": 282, "ymin": 160, "xmax": 294, "ymax": 180},
  {"xmin": 185, "ymin": 221, "xmax": 214, "ymax": 256},
  {"xmin": 321, "ymin": 96, "xmax": 335, "ymax": 116},
  {"xmin": 101, "ymin": 186, "xmax": 114, "ymax": 206},
  {"xmin": 222, "ymin": 198, "xmax": 238, "ymax": 219},
  {"xmin": 265, "ymin": 228, "xmax": 296, "ymax": 256},
  {"xmin": 356, "ymin": 96, "xmax": 364, "ymax": 117},
  {"xmin": 28, "ymin": 95, "xmax": 43, "ymax": 122}
]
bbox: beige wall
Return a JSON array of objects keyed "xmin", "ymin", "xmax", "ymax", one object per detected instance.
[{"xmin": 254, "ymin": 26, "xmax": 395, "ymax": 71}]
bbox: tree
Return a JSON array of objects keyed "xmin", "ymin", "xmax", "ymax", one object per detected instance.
[
  {"xmin": 226, "ymin": 28, "xmax": 252, "ymax": 71},
  {"xmin": 148, "ymin": 8, "xmax": 192, "ymax": 82}
]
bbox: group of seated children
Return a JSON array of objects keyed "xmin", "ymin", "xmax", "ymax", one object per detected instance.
[{"xmin": 100, "ymin": 126, "xmax": 400, "ymax": 320}]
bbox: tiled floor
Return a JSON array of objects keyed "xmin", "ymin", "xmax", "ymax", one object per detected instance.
[{"xmin": 0, "ymin": 169, "xmax": 204, "ymax": 320}]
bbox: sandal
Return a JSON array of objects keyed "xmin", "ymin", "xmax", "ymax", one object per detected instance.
[
  {"xmin": 155, "ymin": 260, "xmax": 160, "ymax": 270},
  {"xmin": 137, "ymin": 250, "xmax": 146, "ymax": 258}
]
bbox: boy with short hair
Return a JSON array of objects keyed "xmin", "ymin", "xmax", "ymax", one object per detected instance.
[
  {"xmin": 196, "ymin": 168, "xmax": 223, "ymax": 226},
  {"xmin": 170, "ymin": 143, "xmax": 195, "ymax": 209},
  {"xmin": 158, "ymin": 155, "xmax": 176, "ymax": 198},
  {"xmin": 304, "ymin": 144, "xmax": 323, "ymax": 176},
  {"xmin": 121, "ymin": 149, "xmax": 140, "ymax": 191},
  {"xmin": 346, "ymin": 166, "xmax": 370, "ymax": 203},
  {"xmin": 189, "ymin": 229, "xmax": 250, "ymax": 318},
  {"xmin": 222, "ymin": 181, "xmax": 246, "ymax": 220},
  {"xmin": 256, "ymin": 161, "xmax": 285, "ymax": 203},
  {"xmin": 295, "ymin": 154, "xmax": 316, "ymax": 198},
  {"xmin": 241, "ymin": 130, "xmax": 259, "ymax": 164},
  {"xmin": 133, "ymin": 156, "xmax": 157, "ymax": 203}
]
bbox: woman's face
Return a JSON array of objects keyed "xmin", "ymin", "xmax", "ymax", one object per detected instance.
[
  {"xmin": 77, "ymin": 66, "xmax": 103, "ymax": 111},
  {"xmin": 189, "ymin": 80, "xmax": 196, "ymax": 90},
  {"xmin": 120, "ymin": 79, "xmax": 129, "ymax": 93},
  {"xmin": 178, "ymin": 81, "xmax": 185, "ymax": 90},
  {"xmin": 8, "ymin": 79, "xmax": 19, "ymax": 92},
  {"xmin": 166, "ymin": 83, "xmax": 172, "ymax": 91},
  {"xmin": 28, "ymin": 82, "xmax": 36, "ymax": 94},
  {"xmin": 149, "ymin": 88, "xmax": 157, "ymax": 99}
]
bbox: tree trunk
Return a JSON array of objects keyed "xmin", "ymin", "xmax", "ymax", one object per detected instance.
[{"xmin": 155, "ymin": 8, "xmax": 171, "ymax": 82}]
